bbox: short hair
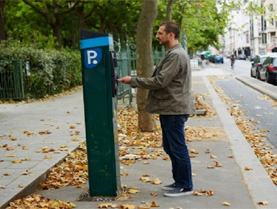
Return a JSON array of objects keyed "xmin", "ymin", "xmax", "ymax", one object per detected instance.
[{"xmin": 160, "ymin": 21, "xmax": 180, "ymax": 39}]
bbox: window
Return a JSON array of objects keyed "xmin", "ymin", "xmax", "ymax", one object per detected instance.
[
  {"xmin": 263, "ymin": 57, "xmax": 270, "ymax": 65},
  {"xmin": 262, "ymin": 33, "xmax": 267, "ymax": 44},
  {"xmin": 273, "ymin": 58, "xmax": 277, "ymax": 66}
]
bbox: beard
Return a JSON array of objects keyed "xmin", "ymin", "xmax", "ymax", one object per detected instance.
[{"xmin": 159, "ymin": 39, "xmax": 169, "ymax": 46}]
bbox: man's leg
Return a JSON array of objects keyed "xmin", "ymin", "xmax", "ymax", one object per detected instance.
[{"xmin": 160, "ymin": 114, "xmax": 193, "ymax": 190}]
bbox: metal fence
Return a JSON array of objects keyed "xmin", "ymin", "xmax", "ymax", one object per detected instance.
[
  {"xmin": 0, "ymin": 60, "xmax": 25, "ymax": 100},
  {"xmin": 115, "ymin": 39, "xmax": 165, "ymax": 104},
  {"xmin": 0, "ymin": 43, "xmax": 165, "ymax": 102}
]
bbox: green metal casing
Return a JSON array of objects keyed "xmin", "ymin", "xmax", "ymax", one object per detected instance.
[{"xmin": 80, "ymin": 30, "xmax": 120, "ymax": 196}]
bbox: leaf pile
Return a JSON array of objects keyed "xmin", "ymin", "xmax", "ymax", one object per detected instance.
[
  {"xmin": 6, "ymin": 194, "xmax": 76, "ymax": 209},
  {"xmin": 40, "ymin": 142, "xmax": 88, "ymax": 189},
  {"xmin": 194, "ymin": 93, "xmax": 214, "ymax": 117}
]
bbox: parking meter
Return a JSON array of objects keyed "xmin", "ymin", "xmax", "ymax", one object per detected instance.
[{"xmin": 80, "ymin": 29, "xmax": 121, "ymax": 196}]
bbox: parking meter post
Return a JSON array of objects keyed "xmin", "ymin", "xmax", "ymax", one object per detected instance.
[{"xmin": 80, "ymin": 29, "xmax": 121, "ymax": 196}]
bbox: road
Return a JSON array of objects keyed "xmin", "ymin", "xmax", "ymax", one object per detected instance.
[{"xmin": 214, "ymin": 58, "xmax": 277, "ymax": 148}]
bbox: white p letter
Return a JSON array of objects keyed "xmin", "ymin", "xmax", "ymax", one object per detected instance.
[{"xmin": 87, "ymin": 50, "xmax": 97, "ymax": 64}]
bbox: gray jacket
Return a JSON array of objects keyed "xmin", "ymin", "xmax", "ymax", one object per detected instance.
[{"xmin": 130, "ymin": 43, "xmax": 193, "ymax": 115}]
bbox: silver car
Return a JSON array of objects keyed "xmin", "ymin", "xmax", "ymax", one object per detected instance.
[{"xmin": 250, "ymin": 55, "xmax": 268, "ymax": 79}]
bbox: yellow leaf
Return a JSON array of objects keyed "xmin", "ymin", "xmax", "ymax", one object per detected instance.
[
  {"xmin": 18, "ymin": 184, "xmax": 24, "ymax": 188},
  {"xmin": 71, "ymin": 138, "xmax": 79, "ymax": 142},
  {"xmin": 151, "ymin": 178, "xmax": 162, "ymax": 185},
  {"xmin": 6, "ymin": 147, "xmax": 14, "ymax": 151},
  {"xmin": 150, "ymin": 192, "xmax": 158, "ymax": 196},
  {"xmin": 140, "ymin": 176, "xmax": 151, "ymax": 183},
  {"xmin": 214, "ymin": 161, "xmax": 223, "ymax": 167},
  {"xmin": 222, "ymin": 201, "xmax": 231, "ymax": 206},
  {"xmin": 76, "ymin": 184, "xmax": 83, "ymax": 188},
  {"xmin": 210, "ymin": 154, "xmax": 217, "ymax": 159},
  {"xmin": 5, "ymin": 154, "xmax": 16, "ymax": 157},
  {"xmin": 128, "ymin": 187, "xmax": 140, "ymax": 194},
  {"xmin": 137, "ymin": 206, "xmax": 150, "ymax": 209},
  {"xmin": 119, "ymin": 203, "xmax": 136, "ymax": 209},
  {"xmin": 44, "ymin": 155, "xmax": 52, "ymax": 159},
  {"xmin": 244, "ymin": 167, "xmax": 252, "ymax": 171},
  {"xmin": 207, "ymin": 165, "xmax": 214, "ymax": 169},
  {"xmin": 98, "ymin": 203, "xmax": 114, "ymax": 208},
  {"xmin": 11, "ymin": 159, "xmax": 22, "ymax": 164},
  {"xmin": 190, "ymin": 149, "xmax": 198, "ymax": 154}
]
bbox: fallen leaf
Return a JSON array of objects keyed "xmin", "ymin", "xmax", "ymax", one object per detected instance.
[
  {"xmin": 222, "ymin": 201, "xmax": 231, "ymax": 206},
  {"xmin": 11, "ymin": 159, "xmax": 22, "ymax": 164},
  {"xmin": 257, "ymin": 201, "xmax": 269, "ymax": 205},
  {"xmin": 190, "ymin": 149, "xmax": 199, "ymax": 154},
  {"xmin": 5, "ymin": 154, "xmax": 16, "ymax": 157},
  {"xmin": 137, "ymin": 206, "xmax": 150, "ymax": 209},
  {"xmin": 3, "ymin": 173, "xmax": 11, "ymax": 176},
  {"xmin": 214, "ymin": 161, "xmax": 223, "ymax": 167},
  {"xmin": 245, "ymin": 167, "xmax": 253, "ymax": 171},
  {"xmin": 119, "ymin": 203, "xmax": 136, "ymax": 209},
  {"xmin": 150, "ymin": 192, "xmax": 158, "ymax": 196},
  {"xmin": 151, "ymin": 178, "xmax": 162, "ymax": 185},
  {"xmin": 149, "ymin": 201, "xmax": 159, "ymax": 207},
  {"xmin": 18, "ymin": 184, "xmax": 24, "ymax": 188},
  {"xmin": 6, "ymin": 147, "xmax": 14, "ymax": 151},
  {"xmin": 207, "ymin": 165, "xmax": 214, "ymax": 169},
  {"xmin": 210, "ymin": 154, "xmax": 217, "ymax": 159},
  {"xmin": 44, "ymin": 155, "xmax": 52, "ymax": 159},
  {"xmin": 76, "ymin": 184, "xmax": 83, "ymax": 188},
  {"xmin": 128, "ymin": 188, "xmax": 140, "ymax": 194},
  {"xmin": 98, "ymin": 203, "xmax": 114, "ymax": 208}
]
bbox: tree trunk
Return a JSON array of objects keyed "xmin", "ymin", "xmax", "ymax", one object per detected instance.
[
  {"xmin": 0, "ymin": 0, "xmax": 6, "ymax": 41},
  {"xmin": 136, "ymin": 0, "xmax": 157, "ymax": 132},
  {"xmin": 166, "ymin": 0, "xmax": 176, "ymax": 21}
]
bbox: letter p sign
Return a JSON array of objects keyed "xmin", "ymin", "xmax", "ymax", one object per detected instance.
[{"xmin": 85, "ymin": 48, "xmax": 102, "ymax": 69}]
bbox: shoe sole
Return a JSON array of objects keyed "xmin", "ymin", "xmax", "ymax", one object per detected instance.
[{"xmin": 164, "ymin": 191, "xmax": 193, "ymax": 197}]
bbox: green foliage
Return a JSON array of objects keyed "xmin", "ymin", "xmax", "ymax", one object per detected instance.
[{"xmin": 0, "ymin": 41, "xmax": 81, "ymax": 98}]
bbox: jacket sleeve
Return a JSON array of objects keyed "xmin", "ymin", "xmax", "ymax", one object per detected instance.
[{"xmin": 130, "ymin": 52, "xmax": 181, "ymax": 90}]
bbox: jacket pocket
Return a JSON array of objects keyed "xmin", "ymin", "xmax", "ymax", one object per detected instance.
[{"xmin": 151, "ymin": 89, "xmax": 170, "ymax": 100}]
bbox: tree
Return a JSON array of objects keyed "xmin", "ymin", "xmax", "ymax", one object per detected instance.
[
  {"xmin": 0, "ymin": 0, "xmax": 6, "ymax": 41},
  {"xmin": 22, "ymin": 0, "xmax": 79, "ymax": 49},
  {"xmin": 166, "ymin": 0, "xmax": 176, "ymax": 21},
  {"xmin": 136, "ymin": 0, "xmax": 158, "ymax": 132}
]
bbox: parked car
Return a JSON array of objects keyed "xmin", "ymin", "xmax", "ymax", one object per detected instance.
[
  {"xmin": 250, "ymin": 55, "xmax": 268, "ymax": 79},
  {"xmin": 208, "ymin": 55, "xmax": 216, "ymax": 63},
  {"xmin": 215, "ymin": 55, "xmax": 224, "ymax": 63},
  {"xmin": 238, "ymin": 54, "xmax": 246, "ymax": 60},
  {"xmin": 259, "ymin": 53, "xmax": 277, "ymax": 84},
  {"xmin": 209, "ymin": 55, "xmax": 224, "ymax": 63}
]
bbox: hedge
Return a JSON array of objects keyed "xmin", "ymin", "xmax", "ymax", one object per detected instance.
[{"xmin": 0, "ymin": 41, "xmax": 82, "ymax": 99}]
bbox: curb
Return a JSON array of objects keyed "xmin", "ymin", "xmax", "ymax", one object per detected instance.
[
  {"xmin": 0, "ymin": 143, "xmax": 83, "ymax": 209},
  {"xmin": 203, "ymin": 76, "xmax": 277, "ymax": 208},
  {"xmin": 236, "ymin": 76, "xmax": 277, "ymax": 101}
]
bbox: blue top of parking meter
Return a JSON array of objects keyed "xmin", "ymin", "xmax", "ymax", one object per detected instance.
[{"xmin": 80, "ymin": 36, "xmax": 113, "ymax": 49}]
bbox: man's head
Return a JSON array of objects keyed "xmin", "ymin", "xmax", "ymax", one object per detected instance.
[{"xmin": 156, "ymin": 21, "xmax": 180, "ymax": 49}]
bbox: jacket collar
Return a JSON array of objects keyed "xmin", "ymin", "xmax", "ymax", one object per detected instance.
[{"xmin": 167, "ymin": 43, "xmax": 182, "ymax": 53}]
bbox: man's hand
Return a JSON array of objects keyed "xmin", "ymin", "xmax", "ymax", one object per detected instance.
[{"xmin": 118, "ymin": 76, "xmax": 132, "ymax": 84}]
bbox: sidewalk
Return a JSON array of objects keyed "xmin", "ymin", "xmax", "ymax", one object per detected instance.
[{"xmin": 0, "ymin": 66, "xmax": 277, "ymax": 209}]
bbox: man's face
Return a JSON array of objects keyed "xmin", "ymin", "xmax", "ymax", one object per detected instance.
[{"xmin": 156, "ymin": 25, "xmax": 170, "ymax": 45}]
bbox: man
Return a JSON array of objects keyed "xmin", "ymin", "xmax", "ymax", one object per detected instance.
[{"xmin": 118, "ymin": 21, "xmax": 194, "ymax": 197}]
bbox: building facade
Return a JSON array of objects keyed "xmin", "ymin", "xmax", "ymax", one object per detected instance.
[{"xmin": 224, "ymin": 0, "xmax": 277, "ymax": 57}]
